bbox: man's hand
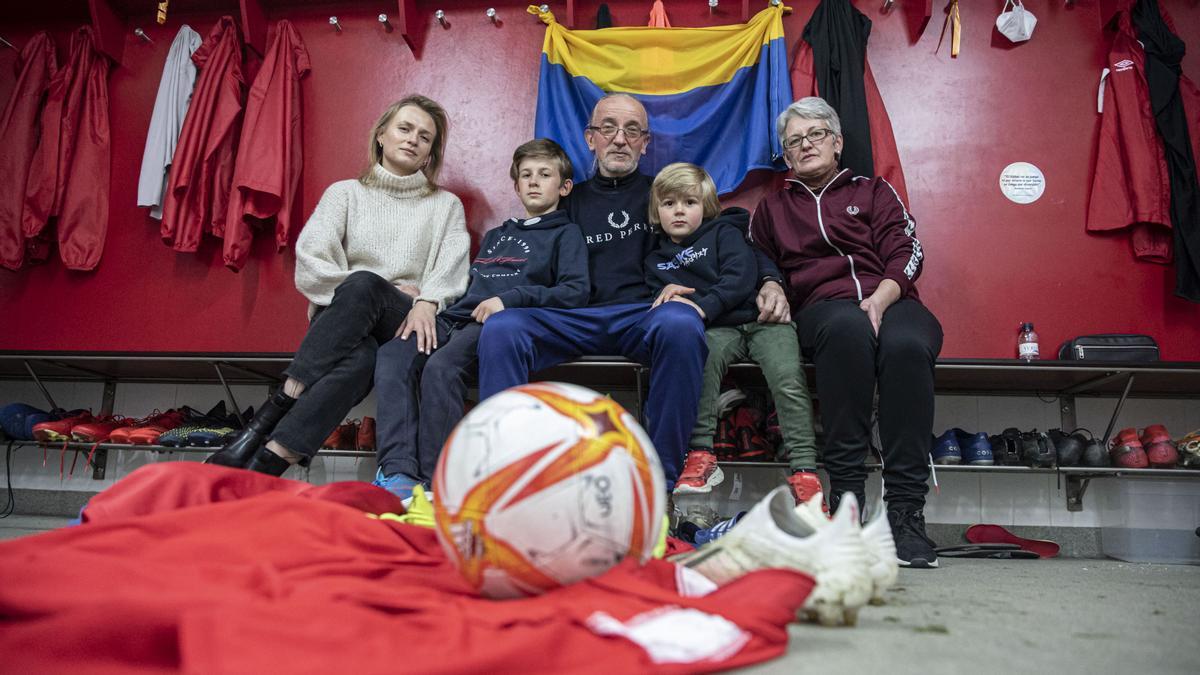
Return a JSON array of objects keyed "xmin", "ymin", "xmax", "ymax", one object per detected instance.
[
  {"xmin": 471, "ymin": 297, "xmax": 505, "ymax": 324},
  {"xmin": 396, "ymin": 300, "xmax": 439, "ymax": 354},
  {"xmin": 859, "ymin": 279, "xmax": 901, "ymax": 336},
  {"xmin": 669, "ymin": 296, "xmax": 706, "ymax": 319},
  {"xmin": 756, "ymin": 281, "xmax": 790, "ymax": 323},
  {"xmin": 652, "ymin": 283, "xmax": 696, "ymax": 309}
]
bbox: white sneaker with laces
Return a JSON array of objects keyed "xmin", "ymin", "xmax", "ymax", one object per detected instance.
[
  {"xmin": 674, "ymin": 486, "xmax": 873, "ymax": 626},
  {"xmin": 795, "ymin": 495, "xmax": 899, "ymax": 605}
]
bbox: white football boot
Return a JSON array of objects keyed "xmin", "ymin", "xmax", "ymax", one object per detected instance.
[
  {"xmin": 675, "ymin": 486, "xmax": 873, "ymax": 626},
  {"xmin": 795, "ymin": 495, "xmax": 899, "ymax": 605}
]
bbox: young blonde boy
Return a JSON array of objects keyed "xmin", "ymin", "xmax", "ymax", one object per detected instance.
[{"xmin": 644, "ymin": 163, "xmax": 820, "ymax": 504}]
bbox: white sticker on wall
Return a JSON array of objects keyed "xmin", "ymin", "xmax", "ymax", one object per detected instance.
[{"xmin": 999, "ymin": 162, "xmax": 1045, "ymax": 204}]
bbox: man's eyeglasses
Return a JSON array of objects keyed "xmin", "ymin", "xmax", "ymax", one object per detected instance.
[
  {"xmin": 586, "ymin": 124, "xmax": 648, "ymax": 141},
  {"xmin": 782, "ymin": 128, "xmax": 835, "ymax": 150}
]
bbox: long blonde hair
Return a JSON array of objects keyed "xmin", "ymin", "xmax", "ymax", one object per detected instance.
[{"xmin": 358, "ymin": 95, "xmax": 450, "ymax": 188}]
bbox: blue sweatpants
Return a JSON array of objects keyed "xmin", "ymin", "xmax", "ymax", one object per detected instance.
[{"xmin": 477, "ymin": 302, "xmax": 707, "ymax": 488}]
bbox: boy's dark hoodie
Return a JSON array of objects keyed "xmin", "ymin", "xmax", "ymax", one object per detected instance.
[
  {"xmin": 442, "ymin": 209, "xmax": 589, "ymax": 323},
  {"xmin": 644, "ymin": 207, "xmax": 757, "ymax": 327}
]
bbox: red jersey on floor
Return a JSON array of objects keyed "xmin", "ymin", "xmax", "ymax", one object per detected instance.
[
  {"xmin": 222, "ymin": 20, "xmax": 310, "ymax": 271},
  {"xmin": 0, "ymin": 463, "xmax": 813, "ymax": 674},
  {"xmin": 0, "ymin": 32, "xmax": 55, "ymax": 271},
  {"xmin": 160, "ymin": 16, "xmax": 245, "ymax": 253}
]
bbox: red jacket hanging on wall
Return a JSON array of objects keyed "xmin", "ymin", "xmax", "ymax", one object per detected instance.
[
  {"xmin": 222, "ymin": 20, "xmax": 310, "ymax": 272},
  {"xmin": 20, "ymin": 26, "xmax": 111, "ymax": 271},
  {"xmin": 790, "ymin": 1, "xmax": 910, "ymax": 206},
  {"xmin": 161, "ymin": 16, "xmax": 245, "ymax": 253},
  {"xmin": 1086, "ymin": 11, "xmax": 1172, "ymax": 262},
  {"xmin": 0, "ymin": 32, "xmax": 56, "ymax": 271}
]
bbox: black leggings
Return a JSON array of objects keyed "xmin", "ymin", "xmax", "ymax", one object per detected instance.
[
  {"xmin": 272, "ymin": 271, "xmax": 413, "ymax": 458},
  {"xmin": 798, "ymin": 298, "xmax": 943, "ymax": 512}
]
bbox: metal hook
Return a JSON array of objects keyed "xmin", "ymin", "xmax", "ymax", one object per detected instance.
[
  {"xmin": 329, "ymin": 16, "xmax": 342, "ymax": 33},
  {"xmin": 882, "ymin": 0, "xmax": 894, "ymax": 11},
  {"xmin": 134, "ymin": 28, "xmax": 154, "ymax": 43},
  {"xmin": 539, "ymin": 4, "xmax": 549, "ymax": 12},
  {"xmin": 709, "ymin": 0, "xmax": 718, "ymax": 14},
  {"xmin": 486, "ymin": 7, "xmax": 499, "ymax": 24},
  {"xmin": 435, "ymin": 10, "xmax": 449, "ymax": 28},
  {"xmin": 0, "ymin": 35, "xmax": 15, "ymax": 50},
  {"xmin": 378, "ymin": 14, "xmax": 393, "ymax": 32}
]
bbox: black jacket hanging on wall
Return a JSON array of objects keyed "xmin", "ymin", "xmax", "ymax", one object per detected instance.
[
  {"xmin": 801, "ymin": 0, "xmax": 875, "ymax": 179},
  {"xmin": 1132, "ymin": 0, "xmax": 1200, "ymax": 302}
]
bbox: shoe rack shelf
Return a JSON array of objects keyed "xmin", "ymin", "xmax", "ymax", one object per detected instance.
[{"xmin": 2, "ymin": 353, "xmax": 1198, "ymax": 508}]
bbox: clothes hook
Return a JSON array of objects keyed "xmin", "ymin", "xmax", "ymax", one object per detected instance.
[
  {"xmin": 134, "ymin": 28, "xmax": 154, "ymax": 43},
  {"xmin": 329, "ymin": 16, "xmax": 342, "ymax": 33},
  {"xmin": 539, "ymin": 4, "xmax": 550, "ymax": 12},
  {"xmin": 0, "ymin": 35, "xmax": 16, "ymax": 50},
  {"xmin": 709, "ymin": 0, "xmax": 719, "ymax": 14},
  {"xmin": 882, "ymin": 0, "xmax": 894, "ymax": 11},
  {"xmin": 378, "ymin": 14, "xmax": 393, "ymax": 32},
  {"xmin": 487, "ymin": 7, "xmax": 500, "ymax": 25},
  {"xmin": 435, "ymin": 9, "xmax": 449, "ymax": 28}
]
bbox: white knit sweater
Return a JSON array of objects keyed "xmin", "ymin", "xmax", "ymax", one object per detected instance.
[{"xmin": 294, "ymin": 165, "xmax": 470, "ymax": 314}]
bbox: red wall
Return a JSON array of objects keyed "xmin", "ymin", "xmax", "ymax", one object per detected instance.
[{"xmin": 1, "ymin": 0, "xmax": 1199, "ymax": 358}]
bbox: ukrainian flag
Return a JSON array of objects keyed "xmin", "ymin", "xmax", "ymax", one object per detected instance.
[{"xmin": 529, "ymin": 4, "xmax": 792, "ymax": 194}]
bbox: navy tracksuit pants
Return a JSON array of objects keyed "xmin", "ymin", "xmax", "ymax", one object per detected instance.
[{"xmin": 477, "ymin": 302, "xmax": 707, "ymax": 489}]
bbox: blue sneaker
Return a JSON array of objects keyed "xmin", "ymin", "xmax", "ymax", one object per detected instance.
[
  {"xmin": 693, "ymin": 511, "xmax": 746, "ymax": 546},
  {"xmin": 930, "ymin": 430, "xmax": 962, "ymax": 465},
  {"xmin": 372, "ymin": 468, "xmax": 419, "ymax": 504},
  {"xmin": 0, "ymin": 403, "xmax": 58, "ymax": 441},
  {"xmin": 952, "ymin": 428, "xmax": 995, "ymax": 466}
]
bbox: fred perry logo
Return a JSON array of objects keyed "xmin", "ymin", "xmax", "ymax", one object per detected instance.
[
  {"xmin": 846, "ymin": 205, "xmax": 860, "ymax": 216},
  {"xmin": 608, "ymin": 211, "xmax": 630, "ymax": 229}
]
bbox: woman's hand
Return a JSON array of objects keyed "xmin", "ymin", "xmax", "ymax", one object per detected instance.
[
  {"xmin": 471, "ymin": 297, "xmax": 505, "ymax": 324},
  {"xmin": 397, "ymin": 284, "xmax": 422, "ymax": 299},
  {"xmin": 396, "ymin": 300, "xmax": 439, "ymax": 354},
  {"xmin": 652, "ymin": 284, "xmax": 695, "ymax": 308},
  {"xmin": 860, "ymin": 279, "xmax": 901, "ymax": 336},
  {"xmin": 756, "ymin": 281, "xmax": 790, "ymax": 323},
  {"xmin": 669, "ymin": 296, "xmax": 706, "ymax": 319}
]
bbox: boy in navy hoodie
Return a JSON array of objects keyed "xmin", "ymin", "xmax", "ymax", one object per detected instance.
[
  {"xmin": 644, "ymin": 163, "xmax": 819, "ymax": 504},
  {"xmin": 372, "ymin": 139, "xmax": 589, "ymax": 500}
]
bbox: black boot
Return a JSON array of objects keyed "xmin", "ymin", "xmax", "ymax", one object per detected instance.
[
  {"xmin": 244, "ymin": 446, "xmax": 293, "ymax": 477},
  {"xmin": 206, "ymin": 389, "xmax": 296, "ymax": 468}
]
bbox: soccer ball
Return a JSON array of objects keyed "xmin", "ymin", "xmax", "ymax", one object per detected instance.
[{"xmin": 432, "ymin": 382, "xmax": 665, "ymax": 599}]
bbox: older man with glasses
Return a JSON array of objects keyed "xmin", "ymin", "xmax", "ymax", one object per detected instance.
[{"xmin": 478, "ymin": 93, "xmax": 790, "ymax": 492}]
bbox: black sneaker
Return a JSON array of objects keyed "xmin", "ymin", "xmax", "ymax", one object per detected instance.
[{"xmin": 888, "ymin": 508, "xmax": 939, "ymax": 569}]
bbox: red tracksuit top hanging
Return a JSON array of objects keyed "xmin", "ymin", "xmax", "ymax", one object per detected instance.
[
  {"xmin": 222, "ymin": 20, "xmax": 310, "ymax": 272},
  {"xmin": 0, "ymin": 32, "xmax": 56, "ymax": 271},
  {"xmin": 791, "ymin": 0, "xmax": 910, "ymax": 206},
  {"xmin": 20, "ymin": 26, "xmax": 111, "ymax": 271},
  {"xmin": 161, "ymin": 16, "xmax": 245, "ymax": 253},
  {"xmin": 1086, "ymin": 10, "xmax": 1172, "ymax": 263}
]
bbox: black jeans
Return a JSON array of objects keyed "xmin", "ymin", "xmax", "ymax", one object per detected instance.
[
  {"xmin": 374, "ymin": 318, "xmax": 482, "ymax": 483},
  {"xmin": 272, "ymin": 271, "xmax": 414, "ymax": 458},
  {"xmin": 798, "ymin": 298, "xmax": 943, "ymax": 512}
]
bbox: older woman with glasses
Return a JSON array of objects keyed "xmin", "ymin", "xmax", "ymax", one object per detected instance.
[{"xmin": 749, "ymin": 97, "xmax": 944, "ymax": 569}]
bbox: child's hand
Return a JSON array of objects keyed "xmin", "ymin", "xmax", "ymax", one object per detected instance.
[
  {"xmin": 669, "ymin": 296, "xmax": 705, "ymax": 319},
  {"xmin": 472, "ymin": 297, "xmax": 505, "ymax": 324},
  {"xmin": 652, "ymin": 284, "xmax": 695, "ymax": 308}
]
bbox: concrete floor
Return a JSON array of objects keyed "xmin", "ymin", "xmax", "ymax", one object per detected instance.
[{"xmin": 2, "ymin": 516, "xmax": 1197, "ymax": 673}]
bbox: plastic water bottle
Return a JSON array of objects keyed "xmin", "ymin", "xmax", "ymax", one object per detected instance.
[{"xmin": 1018, "ymin": 322, "xmax": 1040, "ymax": 361}]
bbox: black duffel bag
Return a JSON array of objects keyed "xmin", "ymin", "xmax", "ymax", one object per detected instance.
[{"xmin": 1057, "ymin": 334, "xmax": 1160, "ymax": 362}]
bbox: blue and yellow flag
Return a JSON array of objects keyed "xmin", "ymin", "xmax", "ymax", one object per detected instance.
[{"xmin": 529, "ymin": 5, "xmax": 792, "ymax": 194}]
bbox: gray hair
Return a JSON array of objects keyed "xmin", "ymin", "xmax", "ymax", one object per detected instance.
[{"xmin": 776, "ymin": 97, "xmax": 842, "ymax": 147}]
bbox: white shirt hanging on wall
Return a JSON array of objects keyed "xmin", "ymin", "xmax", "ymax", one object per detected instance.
[{"xmin": 137, "ymin": 24, "xmax": 202, "ymax": 220}]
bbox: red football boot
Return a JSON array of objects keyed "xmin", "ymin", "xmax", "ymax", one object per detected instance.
[
  {"xmin": 125, "ymin": 410, "xmax": 188, "ymax": 445},
  {"xmin": 71, "ymin": 416, "xmax": 135, "ymax": 443},
  {"xmin": 712, "ymin": 416, "xmax": 738, "ymax": 461},
  {"xmin": 672, "ymin": 450, "xmax": 724, "ymax": 495},
  {"xmin": 1139, "ymin": 425, "xmax": 1179, "ymax": 469},
  {"xmin": 787, "ymin": 471, "xmax": 829, "ymax": 515},
  {"xmin": 32, "ymin": 411, "xmax": 93, "ymax": 442},
  {"xmin": 1109, "ymin": 428, "xmax": 1149, "ymax": 469}
]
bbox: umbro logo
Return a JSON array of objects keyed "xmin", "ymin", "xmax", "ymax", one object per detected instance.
[{"xmin": 1114, "ymin": 59, "xmax": 1134, "ymax": 72}]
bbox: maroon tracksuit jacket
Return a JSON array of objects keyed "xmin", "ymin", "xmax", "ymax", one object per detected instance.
[{"xmin": 749, "ymin": 169, "xmax": 923, "ymax": 312}]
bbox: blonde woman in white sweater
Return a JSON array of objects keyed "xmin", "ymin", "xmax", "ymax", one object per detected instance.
[{"xmin": 208, "ymin": 95, "xmax": 470, "ymax": 475}]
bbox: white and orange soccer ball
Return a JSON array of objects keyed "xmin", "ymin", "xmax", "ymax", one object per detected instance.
[{"xmin": 432, "ymin": 382, "xmax": 665, "ymax": 599}]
